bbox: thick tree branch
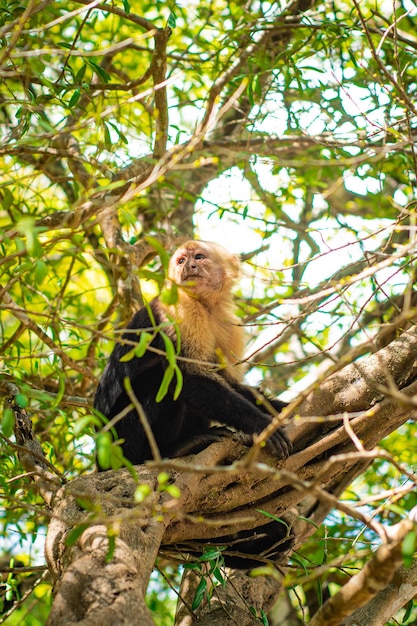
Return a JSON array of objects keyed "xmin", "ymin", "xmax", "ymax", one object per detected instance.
[
  {"xmin": 46, "ymin": 523, "xmax": 164, "ymax": 626},
  {"xmin": 343, "ymin": 559, "xmax": 417, "ymax": 626}
]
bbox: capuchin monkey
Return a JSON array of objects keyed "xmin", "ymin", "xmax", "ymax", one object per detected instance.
[
  {"xmin": 94, "ymin": 240, "xmax": 293, "ymax": 567},
  {"xmin": 94, "ymin": 240, "xmax": 291, "ymax": 465}
]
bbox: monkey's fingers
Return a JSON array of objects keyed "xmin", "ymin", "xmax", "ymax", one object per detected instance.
[{"xmin": 267, "ymin": 428, "xmax": 292, "ymax": 459}]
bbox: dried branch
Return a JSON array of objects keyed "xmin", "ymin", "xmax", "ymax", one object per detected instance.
[{"xmin": 151, "ymin": 28, "xmax": 171, "ymax": 159}]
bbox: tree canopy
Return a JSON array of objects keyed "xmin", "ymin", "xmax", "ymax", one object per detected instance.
[{"xmin": 0, "ymin": 0, "xmax": 416, "ymax": 624}]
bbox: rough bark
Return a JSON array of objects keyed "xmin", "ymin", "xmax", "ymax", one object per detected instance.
[
  {"xmin": 46, "ymin": 524, "xmax": 161, "ymax": 626},
  {"xmin": 342, "ymin": 559, "xmax": 417, "ymax": 626},
  {"xmin": 175, "ymin": 568, "xmax": 283, "ymax": 626}
]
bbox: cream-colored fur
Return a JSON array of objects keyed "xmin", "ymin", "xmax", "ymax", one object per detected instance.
[{"xmin": 159, "ymin": 241, "xmax": 245, "ymax": 382}]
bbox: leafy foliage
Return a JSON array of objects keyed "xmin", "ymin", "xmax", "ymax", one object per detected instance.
[{"xmin": 0, "ymin": 0, "xmax": 416, "ymax": 623}]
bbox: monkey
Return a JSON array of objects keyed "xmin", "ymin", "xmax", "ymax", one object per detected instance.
[
  {"xmin": 94, "ymin": 240, "xmax": 293, "ymax": 568},
  {"xmin": 94, "ymin": 240, "xmax": 291, "ymax": 466}
]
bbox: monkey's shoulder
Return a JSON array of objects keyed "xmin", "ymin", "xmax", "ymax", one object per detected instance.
[
  {"xmin": 104, "ymin": 300, "xmax": 166, "ymax": 368},
  {"xmin": 124, "ymin": 299, "xmax": 162, "ymax": 332}
]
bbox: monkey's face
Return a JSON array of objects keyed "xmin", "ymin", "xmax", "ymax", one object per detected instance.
[{"xmin": 169, "ymin": 241, "xmax": 239, "ymax": 301}]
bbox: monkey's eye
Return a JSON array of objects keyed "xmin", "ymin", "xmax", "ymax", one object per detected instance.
[
  {"xmin": 177, "ymin": 257, "xmax": 186, "ymax": 265},
  {"xmin": 195, "ymin": 253, "xmax": 205, "ymax": 260}
]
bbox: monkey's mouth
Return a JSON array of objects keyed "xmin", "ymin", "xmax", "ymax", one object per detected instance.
[{"xmin": 182, "ymin": 272, "xmax": 205, "ymax": 282}]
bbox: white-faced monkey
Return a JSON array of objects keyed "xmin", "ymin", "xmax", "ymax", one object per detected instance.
[
  {"xmin": 94, "ymin": 240, "xmax": 292, "ymax": 466},
  {"xmin": 94, "ymin": 241, "xmax": 293, "ymax": 568}
]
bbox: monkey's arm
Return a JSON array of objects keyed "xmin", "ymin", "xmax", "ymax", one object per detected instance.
[
  {"xmin": 178, "ymin": 374, "xmax": 292, "ymax": 459},
  {"xmin": 230, "ymin": 382, "xmax": 288, "ymax": 413}
]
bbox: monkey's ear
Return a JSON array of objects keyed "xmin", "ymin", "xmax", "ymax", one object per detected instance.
[{"xmin": 227, "ymin": 254, "xmax": 241, "ymax": 279}]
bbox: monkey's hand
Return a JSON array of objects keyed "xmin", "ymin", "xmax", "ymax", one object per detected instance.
[{"xmin": 264, "ymin": 427, "xmax": 292, "ymax": 459}]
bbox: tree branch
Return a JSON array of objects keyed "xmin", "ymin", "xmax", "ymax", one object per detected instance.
[
  {"xmin": 308, "ymin": 516, "xmax": 417, "ymax": 626},
  {"xmin": 343, "ymin": 559, "xmax": 417, "ymax": 626}
]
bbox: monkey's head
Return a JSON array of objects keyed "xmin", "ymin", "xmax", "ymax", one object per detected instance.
[{"xmin": 169, "ymin": 240, "xmax": 240, "ymax": 302}]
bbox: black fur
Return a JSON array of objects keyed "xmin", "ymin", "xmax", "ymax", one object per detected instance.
[
  {"xmin": 182, "ymin": 517, "xmax": 294, "ymax": 569},
  {"xmin": 94, "ymin": 299, "xmax": 291, "ymax": 466}
]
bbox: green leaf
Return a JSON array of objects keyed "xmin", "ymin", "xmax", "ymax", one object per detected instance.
[
  {"xmin": 119, "ymin": 348, "xmax": 136, "ymax": 362},
  {"xmin": 74, "ymin": 414, "xmax": 102, "ymax": 434},
  {"xmin": 14, "ymin": 393, "xmax": 28, "ymax": 408},
  {"xmin": 108, "ymin": 445, "xmax": 128, "ymax": 470},
  {"xmin": 16, "ymin": 217, "xmax": 38, "ymax": 253},
  {"xmin": 75, "ymin": 497, "xmax": 96, "ymax": 512},
  {"xmin": 139, "ymin": 269, "xmax": 165, "ymax": 287},
  {"xmin": 402, "ymin": 530, "xmax": 416, "ymax": 566},
  {"xmin": 145, "ymin": 236, "xmax": 170, "ymax": 270},
  {"xmin": 134, "ymin": 332, "xmax": 153, "ymax": 358},
  {"xmin": 212, "ymin": 566, "xmax": 226, "ymax": 586},
  {"xmin": 1, "ymin": 407, "xmax": 14, "ymax": 437},
  {"xmin": 247, "ymin": 78, "xmax": 254, "ymax": 106},
  {"xmin": 256, "ymin": 510, "xmax": 289, "ymax": 528},
  {"xmin": 75, "ymin": 64, "xmax": 87, "ymax": 83},
  {"xmin": 253, "ymin": 73, "xmax": 262, "ymax": 98},
  {"xmin": 249, "ymin": 565, "xmax": 281, "ymax": 581},
  {"xmin": 167, "ymin": 10, "xmax": 176, "ymax": 29},
  {"xmin": 50, "ymin": 370, "xmax": 66, "ymax": 409},
  {"xmin": 191, "ymin": 577, "xmax": 207, "ymax": 611},
  {"xmin": 199, "ymin": 547, "xmax": 224, "ymax": 561},
  {"xmin": 403, "ymin": 599, "xmax": 414, "ymax": 622},
  {"xmin": 173, "ymin": 365, "xmax": 183, "ymax": 400},
  {"xmin": 134, "ymin": 484, "xmax": 152, "ymax": 503},
  {"xmin": 157, "ymin": 471, "xmax": 169, "ymax": 485},
  {"xmin": 34, "ymin": 259, "xmax": 48, "ymax": 284},
  {"xmin": 160, "ymin": 283, "xmax": 178, "ymax": 305},
  {"xmin": 161, "ymin": 331, "xmax": 177, "ymax": 367},
  {"xmin": 183, "ymin": 562, "xmax": 201, "ymax": 571},
  {"xmin": 295, "ymin": 515, "xmax": 319, "ymax": 529},
  {"xmin": 88, "ymin": 61, "xmax": 110, "ymax": 83},
  {"xmin": 104, "ymin": 122, "xmax": 112, "ymax": 149},
  {"xmin": 66, "ymin": 523, "xmax": 90, "ymax": 546},
  {"xmin": 156, "ymin": 366, "xmax": 174, "ymax": 402},
  {"xmin": 107, "ymin": 121, "xmax": 128, "ymax": 145},
  {"xmin": 68, "ymin": 88, "xmax": 81, "ymax": 108},
  {"xmin": 1, "ymin": 187, "xmax": 13, "ymax": 210},
  {"xmin": 105, "ymin": 532, "xmax": 116, "ymax": 562},
  {"xmin": 37, "ymin": 116, "xmax": 56, "ymax": 133},
  {"xmin": 164, "ymin": 484, "xmax": 181, "ymax": 498},
  {"xmin": 96, "ymin": 432, "xmax": 112, "ymax": 470},
  {"xmin": 260, "ymin": 608, "xmax": 269, "ymax": 626}
]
